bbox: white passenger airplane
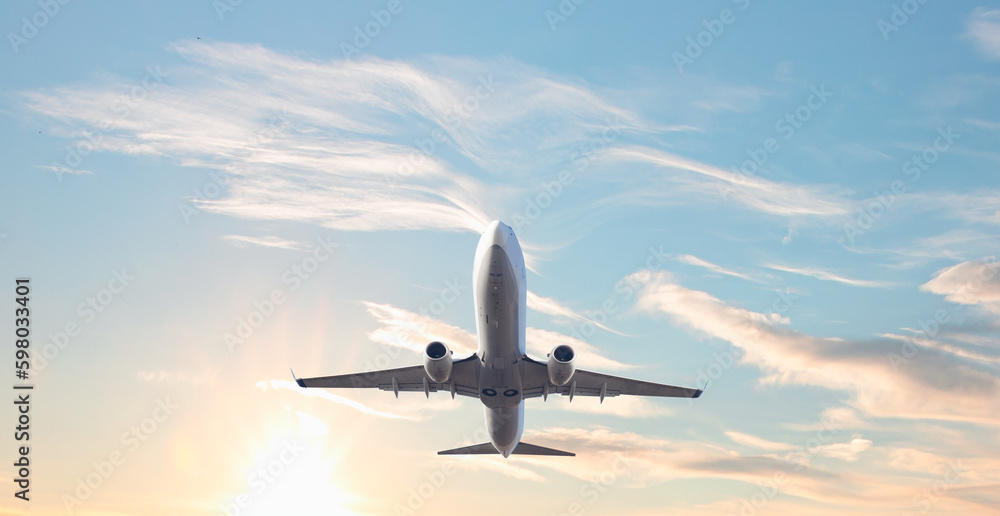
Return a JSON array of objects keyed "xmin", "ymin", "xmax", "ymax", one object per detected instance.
[{"xmin": 293, "ymin": 220, "xmax": 702, "ymax": 457}]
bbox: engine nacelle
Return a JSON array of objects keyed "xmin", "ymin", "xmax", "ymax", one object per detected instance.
[
  {"xmin": 423, "ymin": 341, "xmax": 453, "ymax": 383},
  {"xmin": 547, "ymin": 344, "xmax": 576, "ymax": 386}
]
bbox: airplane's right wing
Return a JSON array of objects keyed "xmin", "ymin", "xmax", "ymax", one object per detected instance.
[
  {"xmin": 294, "ymin": 354, "xmax": 481, "ymax": 399},
  {"xmin": 520, "ymin": 356, "xmax": 702, "ymax": 400}
]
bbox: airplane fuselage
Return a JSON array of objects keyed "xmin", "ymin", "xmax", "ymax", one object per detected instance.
[
  {"xmin": 471, "ymin": 220, "xmax": 527, "ymax": 457},
  {"xmin": 293, "ymin": 219, "xmax": 702, "ymax": 457}
]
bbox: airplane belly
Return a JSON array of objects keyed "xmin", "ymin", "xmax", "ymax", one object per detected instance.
[
  {"xmin": 475, "ymin": 245, "xmax": 520, "ymax": 355},
  {"xmin": 478, "ymin": 356, "xmax": 522, "ymax": 408},
  {"xmin": 474, "ymin": 244, "xmax": 523, "ymax": 407}
]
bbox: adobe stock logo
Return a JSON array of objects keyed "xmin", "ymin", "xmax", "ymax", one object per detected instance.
[
  {"xmin": 878, "ymin": 0, "xmax": 931, "ymax": 41},
  {"xmin": 340, "ymin": 0, "xmax": 412, "ymax": 59},
  {"xmin": 7, "ymin": 0, "xmax": 71, "ymax": 54}
]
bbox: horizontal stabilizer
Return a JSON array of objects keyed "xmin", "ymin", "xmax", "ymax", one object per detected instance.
[{"xmin": 437, "ymin": 442, "xmax": 574, "ymax": 456}]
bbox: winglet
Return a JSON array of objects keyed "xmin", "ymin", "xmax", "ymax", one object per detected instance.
[
  {"xmin": 693, "ymin": 380, "xmax": 708, "ymax": 399},
  {"xmin": 290, "ymin": 368, "xmax": 305, "ymax": 388}
]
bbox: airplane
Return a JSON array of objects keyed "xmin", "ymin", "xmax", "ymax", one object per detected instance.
[{"xmin": 292, "ymin": 220, "xmax": 703, "ymax": 457}]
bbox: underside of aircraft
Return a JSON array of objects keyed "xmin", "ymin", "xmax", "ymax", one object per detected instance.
[{"xmin": 293, "ymin": 220, "xmax": 702, "ymax": 457}]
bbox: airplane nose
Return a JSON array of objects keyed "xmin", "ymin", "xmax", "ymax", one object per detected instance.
[{"xmin": 482, "ymin": 220, "xmax": 511, "ymax": 247}]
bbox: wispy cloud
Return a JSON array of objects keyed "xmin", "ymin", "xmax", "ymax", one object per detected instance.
[
  {"xmin": 764, "ymin": 263, "xmax": 893, "ymax": 288},
  {"xmin": 527, "ymin": 290, "xmax": 627, "ymax": 335},
  {"xmin": 449, "ymin": 456, "xmax": 548, "ymax": 482},
  {"xmin": 514, "ymin": 425, "xmax": 989, "ymax": 515},
  {"xmin": 904, "ymin": 190, "xmax": 1000, "ymax": 226},
  {"xmin": 517, "ymin": 426, "xmax": 875, "ymax": 506},
  {"xmin": 525, "ymin": 327, "xmax": 634, "ymax": 371},
  {"xmin": 783, "ymin": 406, "xmax": 871, "ymax": 432},
  {"xmin": 534, "ymin": 395, "xmax": 674, "ymax": 418},
  {"xmin": 137, "ymin": 369, "xmax": 219, "ymax": 386},
  {"xmin": 879, "ymin": 332, "xmax": 1000, "ymax": 365},
  {"xmin": 726, "ymin": 430, "xmax": 872, "ymax": 462},
  {"xmin": 23, "ymin": 41, "xmax": 684, "ymax": 239},
  {"xmin": 832, "ymin": 142, "xmax": 893, "ymax": 162},
  {"xmin": 807, "ymin": 438, "xmax": 873, "ymax": 462},
  {"xmin": 920, "ymin": 257, "xmax": 1000, "ymax": 315},
  {"xmin": 674, "ymin": 254, "xmax": 757, "ymax": 282},
  {"xmin": 604, "ymin": 146, "xmax": 851, "ymax": 219},
  {"xmin": 24, "ymin": 40, "xmax": 883, "ymax": 269},
  {"xmin": 256, "ymin": 378, "xmax": 415, "ymax": 420},
  {"xmin": 867, "ymin": 228, "xmax": 1000, "ymax": 267},
  {"xmin": 965, "ymin": 8, "xmax": 1000, "ymax": 61},
  {"xmin": 628, "ymin": 270, "xmax": 1000, "ymax": 425},
  {"xmin": 363, "ymin": 301, "xmax": 477, "ymax": 355},
  {"xmin": 38, "ymin": 164, "xmax": 92, "ymax": 176},
  {"xmin": 222, "ymin": 234, "xmax": 303, "ymax": 250},
  {"xmin": 964, "ymin": 118, "xmax": 1000, "ymax": 131},
  {"xmin": 725, "ymin": 431, "xmax": 796, "ymax": 451}
]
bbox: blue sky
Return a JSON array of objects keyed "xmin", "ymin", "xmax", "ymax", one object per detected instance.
[{"xmin": 2, "ymin": 1, "xmax": 1000, "ymax": 515}]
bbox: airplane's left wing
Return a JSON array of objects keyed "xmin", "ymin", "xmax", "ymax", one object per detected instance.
[
  {"xmin": 295, "ymin": 354, "xmax": 480, "ymax": 399},
  {"xmin": 521, "ymin": 356, "xmax": 702, "ymax": 401}
]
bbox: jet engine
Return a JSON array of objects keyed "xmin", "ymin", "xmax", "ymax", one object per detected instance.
[
  {"xmin": 547, "ymin": 344, "xmax": 576, "ymax": 386},
  {"xmin": 423, "ymin": 341, "xmax": 453, "ymax": 383}
]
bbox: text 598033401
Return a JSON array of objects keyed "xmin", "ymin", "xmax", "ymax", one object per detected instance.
[{"xmin": 13, "ymin": 278, "xmax": 33, "ymax": 502}]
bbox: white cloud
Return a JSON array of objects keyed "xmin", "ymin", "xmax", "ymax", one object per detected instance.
[
  {"xmin": 256, "ymin": 378, "xmax": 414, "ymax": 420},
  {"xmin": 517, "ymin": 426, "xmax": 875, "ymax": 505},
  {"xmin": 809, "ymin": 438, "xmax": 873, "ymax": 462},
  {"xmin": 966, "ymin": 8, "xmax": 1000, "ymax": 61},
  {"xmin": 842, "ymin": 191, "xmax": 1000, "ymax": 268},
  {"xmin": 879, "ymin": 332, "xmax": 1000, "ymax": 365},
  {"xmin": 726, "ymin": 430, "xmax": 872, "ymax": 462},
  {"xmin": 23, "ymin": 42, "xmax": 683, "ymax": 239},
  {"xmin": 764, "ymin": 263, "xmax": 893, "ymax": 288},
  {"xmin": 450, "ymin": 456, "xmax": 548, "ymax": 482},
  {"xmin": 725, "ymin": 431, "xmax": 796, "ymax": 451},
  {"xmin": 222, "ymin": 234, "xmax": 303, "ymax": 250},
  {"xmin": 363, "ymin": 301, "xmax": 477, "ymax": 355},
  {"xmin": 879, "ymin": 228, "xmax": 1000, "ymax": 265},
  {"xmin": 675, "ymin": 254, "xmax": 757, "ymax": 282},
  {"xmin": 23, "ymin": 41, "xmax": 880, "ymax": 262},
  {"xmin": 921, "ymin": 257, "xmax": 1000, "ymax": 315},
  {"xmin": 525, "ymin": 327, "xmax": 633, "ymax": 371},
  {"xmin": 605, "ymin": 146, "xmax": 851, "ymax": 219},
  {"xmin": 628, "ymin": 270, "xmax": 1000, "ymax": 425},
  {"xmin": 905, "ymin": 191, "xmax": 1000, "ymax": 226},
  {"xmin": 527, "ymin": 290, "xmax": 627, "ymax": 335},
  {"xmin": 38, "ymin": 164, "xmax": 92, "ymax": 176}
]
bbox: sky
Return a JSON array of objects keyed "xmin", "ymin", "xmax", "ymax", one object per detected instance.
[{"xmin": 1, "ymin": 1, "xmax": 999, "ymax": 515}]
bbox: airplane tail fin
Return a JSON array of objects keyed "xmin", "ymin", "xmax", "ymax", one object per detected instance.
[{"xmin": 437, "ymin": 442, "xmax": 574, "ymax": 456}]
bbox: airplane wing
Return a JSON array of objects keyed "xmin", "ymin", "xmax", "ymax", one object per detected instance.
[
  {"xmin": 520, "ymin": 356, "xmax": 702, "ymax": 401},
  {"xmin": 294, "ymin": 354, "xmax": 480, "ymax": 399}
]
